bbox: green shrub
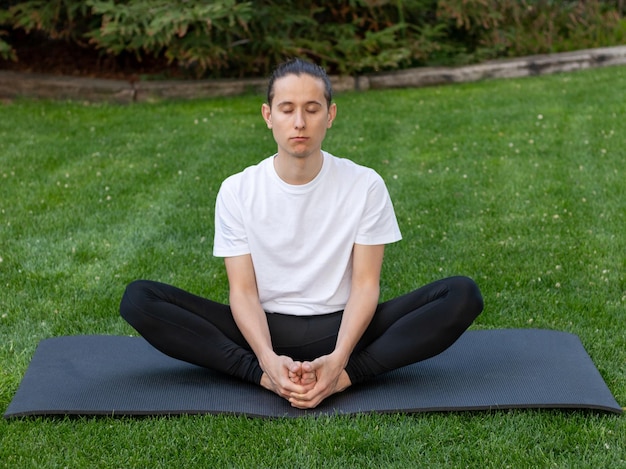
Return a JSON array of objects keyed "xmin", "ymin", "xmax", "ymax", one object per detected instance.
[
  {"xmin": 5, "ymin": 0, "xmax": 95, "ymax": 42},
  {"xmin": 239, "ymin": 0, "xmax": 446, "ymax": 75},
  {"xmin": 0, "ymin": 7, "xmax": 16, "ymax": 60},
  {"xmin": 1, "ymin": 0, "xmax": 624, "ymax": 77},
  {"xmin": 437, "ymin": 0, "xmax": 626, "ymax": 59},
  {"xmin": 86, "ymin": 0, "xmax": 254, "ymax": 74}
]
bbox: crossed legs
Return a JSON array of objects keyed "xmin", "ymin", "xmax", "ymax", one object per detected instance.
[{"xmin": 120, "ymin": 276, "xmax": 483, "ymax": 387}]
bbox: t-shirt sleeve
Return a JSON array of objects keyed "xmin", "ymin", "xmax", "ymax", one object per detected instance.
[
  {"xmin": 355, "ymin": 172, "xmax": 402, "ymax": 245},
  {"xmin": 213, "ymin": 177, "xmax": 251, "ymax": 257}
]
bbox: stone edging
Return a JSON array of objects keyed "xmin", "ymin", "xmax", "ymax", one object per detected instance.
[{"xmin": 1, "ymin": 46, "xmax": 625, "ymax": 103}]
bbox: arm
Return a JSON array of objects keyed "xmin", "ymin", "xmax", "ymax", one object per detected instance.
[
  {"xmin": 334, "ymin": 243, "xmax": 384, "ymax": 362},
  {"xmin": 289, "ymin": 243, "xmax": 384, "ymax": 408},
  {"xmin": 224, "ymin": 254, "xmax": 311, "ymax": 398}
]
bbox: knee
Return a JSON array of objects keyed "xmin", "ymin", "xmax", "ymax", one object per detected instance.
[
  {"xmin": 451, "ymin": 276, "xmax": 484, "ymax": 320},
  {"xmin": 119, "ymin": 279, "xmax": 153, "ymax": 321}
]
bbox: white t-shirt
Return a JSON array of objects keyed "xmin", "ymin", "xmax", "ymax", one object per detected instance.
[{"xmin": 213, "ymin": 151, "xmax": 402, "ymax": 316}]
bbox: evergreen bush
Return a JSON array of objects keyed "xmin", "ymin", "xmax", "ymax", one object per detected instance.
[{"xmin": 0, "ymin": 0, "xmax": 624, "ymax": 77}]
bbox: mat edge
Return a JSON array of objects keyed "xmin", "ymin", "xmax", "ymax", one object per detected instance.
[{"xmin": 5, "ymin": 403, "xmax": 622, "ymax": 420}]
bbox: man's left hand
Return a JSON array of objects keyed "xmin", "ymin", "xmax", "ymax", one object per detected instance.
[{"xmin": 287, "ymin": 353, "xmax": 352, "ymax": 409}]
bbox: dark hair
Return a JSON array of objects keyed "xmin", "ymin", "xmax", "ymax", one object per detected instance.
[{"xmin": 267, "ymin": 58, "xmax": 333, "ymax": 108}]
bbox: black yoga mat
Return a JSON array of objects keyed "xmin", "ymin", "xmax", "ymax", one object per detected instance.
[{"xmin": 4, "ymin": 329, "xmax": 622, "ymax": 418}]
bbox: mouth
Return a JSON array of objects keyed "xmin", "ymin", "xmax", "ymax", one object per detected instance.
[{"xmin": 291, "ymin": 136, "xmax": 308, "ymax": 142}]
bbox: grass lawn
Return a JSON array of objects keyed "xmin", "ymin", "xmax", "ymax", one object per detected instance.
[{"xmin": 1, "ymin": 65, "xmax": 625, "ymax": 468}]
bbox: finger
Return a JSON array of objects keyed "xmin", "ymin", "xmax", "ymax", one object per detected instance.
[
  {"xmin": 289, "ymin": 387, "xmax": 320, "ymax": 402},
  {"xmin": 300, "ymin": 374, "xmax": 316, "ymax": 385},
  {"xmin": 300, "ymin": 367, "xmax": 316, "ymax": 380},
  {"xmin": 301, "ymin": 360, "xmax": 316, "ymax": 373},
  {"xmin": 289, "ymin": 361, "xmax": 303, "ymax": 374},
  {"xmin": 289, "ymin": 395, "xmax": 322, "ymax": 409},
  {"xmin": 281, "ymin": 381, "xmax": 310, "ymax": 396}
]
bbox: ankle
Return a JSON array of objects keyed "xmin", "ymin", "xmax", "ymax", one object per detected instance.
[{"xmin": 337, "ymin": 370, "xmax": 352, "ymax": 392}]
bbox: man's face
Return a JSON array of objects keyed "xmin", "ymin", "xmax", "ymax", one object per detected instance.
[{"xmin": 262, "ymin": 73, "xmax": 336, "ymax": 160}]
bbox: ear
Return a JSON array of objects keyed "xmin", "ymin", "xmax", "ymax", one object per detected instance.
[
  {"xmin": 261, "ymin": 103, "xmax": 272, "ymax": 128},
  {"xmin": 327, "ymin": 103, "xmax": 337, "ymax": 129}
]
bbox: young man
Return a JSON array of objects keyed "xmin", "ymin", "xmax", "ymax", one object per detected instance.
[{"xmin": 120, "ymin": 58, "xmax": 483, "ymax": 409}]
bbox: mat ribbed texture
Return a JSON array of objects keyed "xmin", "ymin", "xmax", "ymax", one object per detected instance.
[{"xmin": 4, "ymin": 329, "xmax": 622, "ymax": 418}]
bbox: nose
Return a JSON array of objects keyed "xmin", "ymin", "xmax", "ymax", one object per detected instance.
[{"xmin": 294, "ymin": 110, "xmax": 305, "ymax": 129}]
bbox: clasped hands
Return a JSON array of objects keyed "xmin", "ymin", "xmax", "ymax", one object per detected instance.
[{"xmin": 260, "ymin": 352, "xmax": 351, "ymax": 409}]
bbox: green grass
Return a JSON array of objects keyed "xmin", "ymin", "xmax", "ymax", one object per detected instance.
[{"xmin": 1, "ymin": 65, "xmax": 625, "ymax": 468}]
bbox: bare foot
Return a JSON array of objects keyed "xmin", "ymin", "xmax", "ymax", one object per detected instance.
[
  {"xmin": 335, "ymin": 370, "xmax": 352, "ymax": 393},
  {"xmin": 260, "ymin": 372, "xmax": 293, "ymax": 400},
  {"xmin": 260, "ymin": 372, "xmax": 275, "ymax": 392}
]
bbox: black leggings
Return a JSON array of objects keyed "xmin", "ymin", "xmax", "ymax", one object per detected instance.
[{"xmin": 120, "ymin": 276, "xmax": 483, "ymax": 385}]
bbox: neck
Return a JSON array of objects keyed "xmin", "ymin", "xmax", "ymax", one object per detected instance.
[{"xmin": 274, "ymin": 151, "xmax": 323, "ymax": 185}]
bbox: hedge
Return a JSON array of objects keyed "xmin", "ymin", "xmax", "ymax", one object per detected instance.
[{"xmin": 1, "ymin": 0, "xmax": 625, "ymax": 78}]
